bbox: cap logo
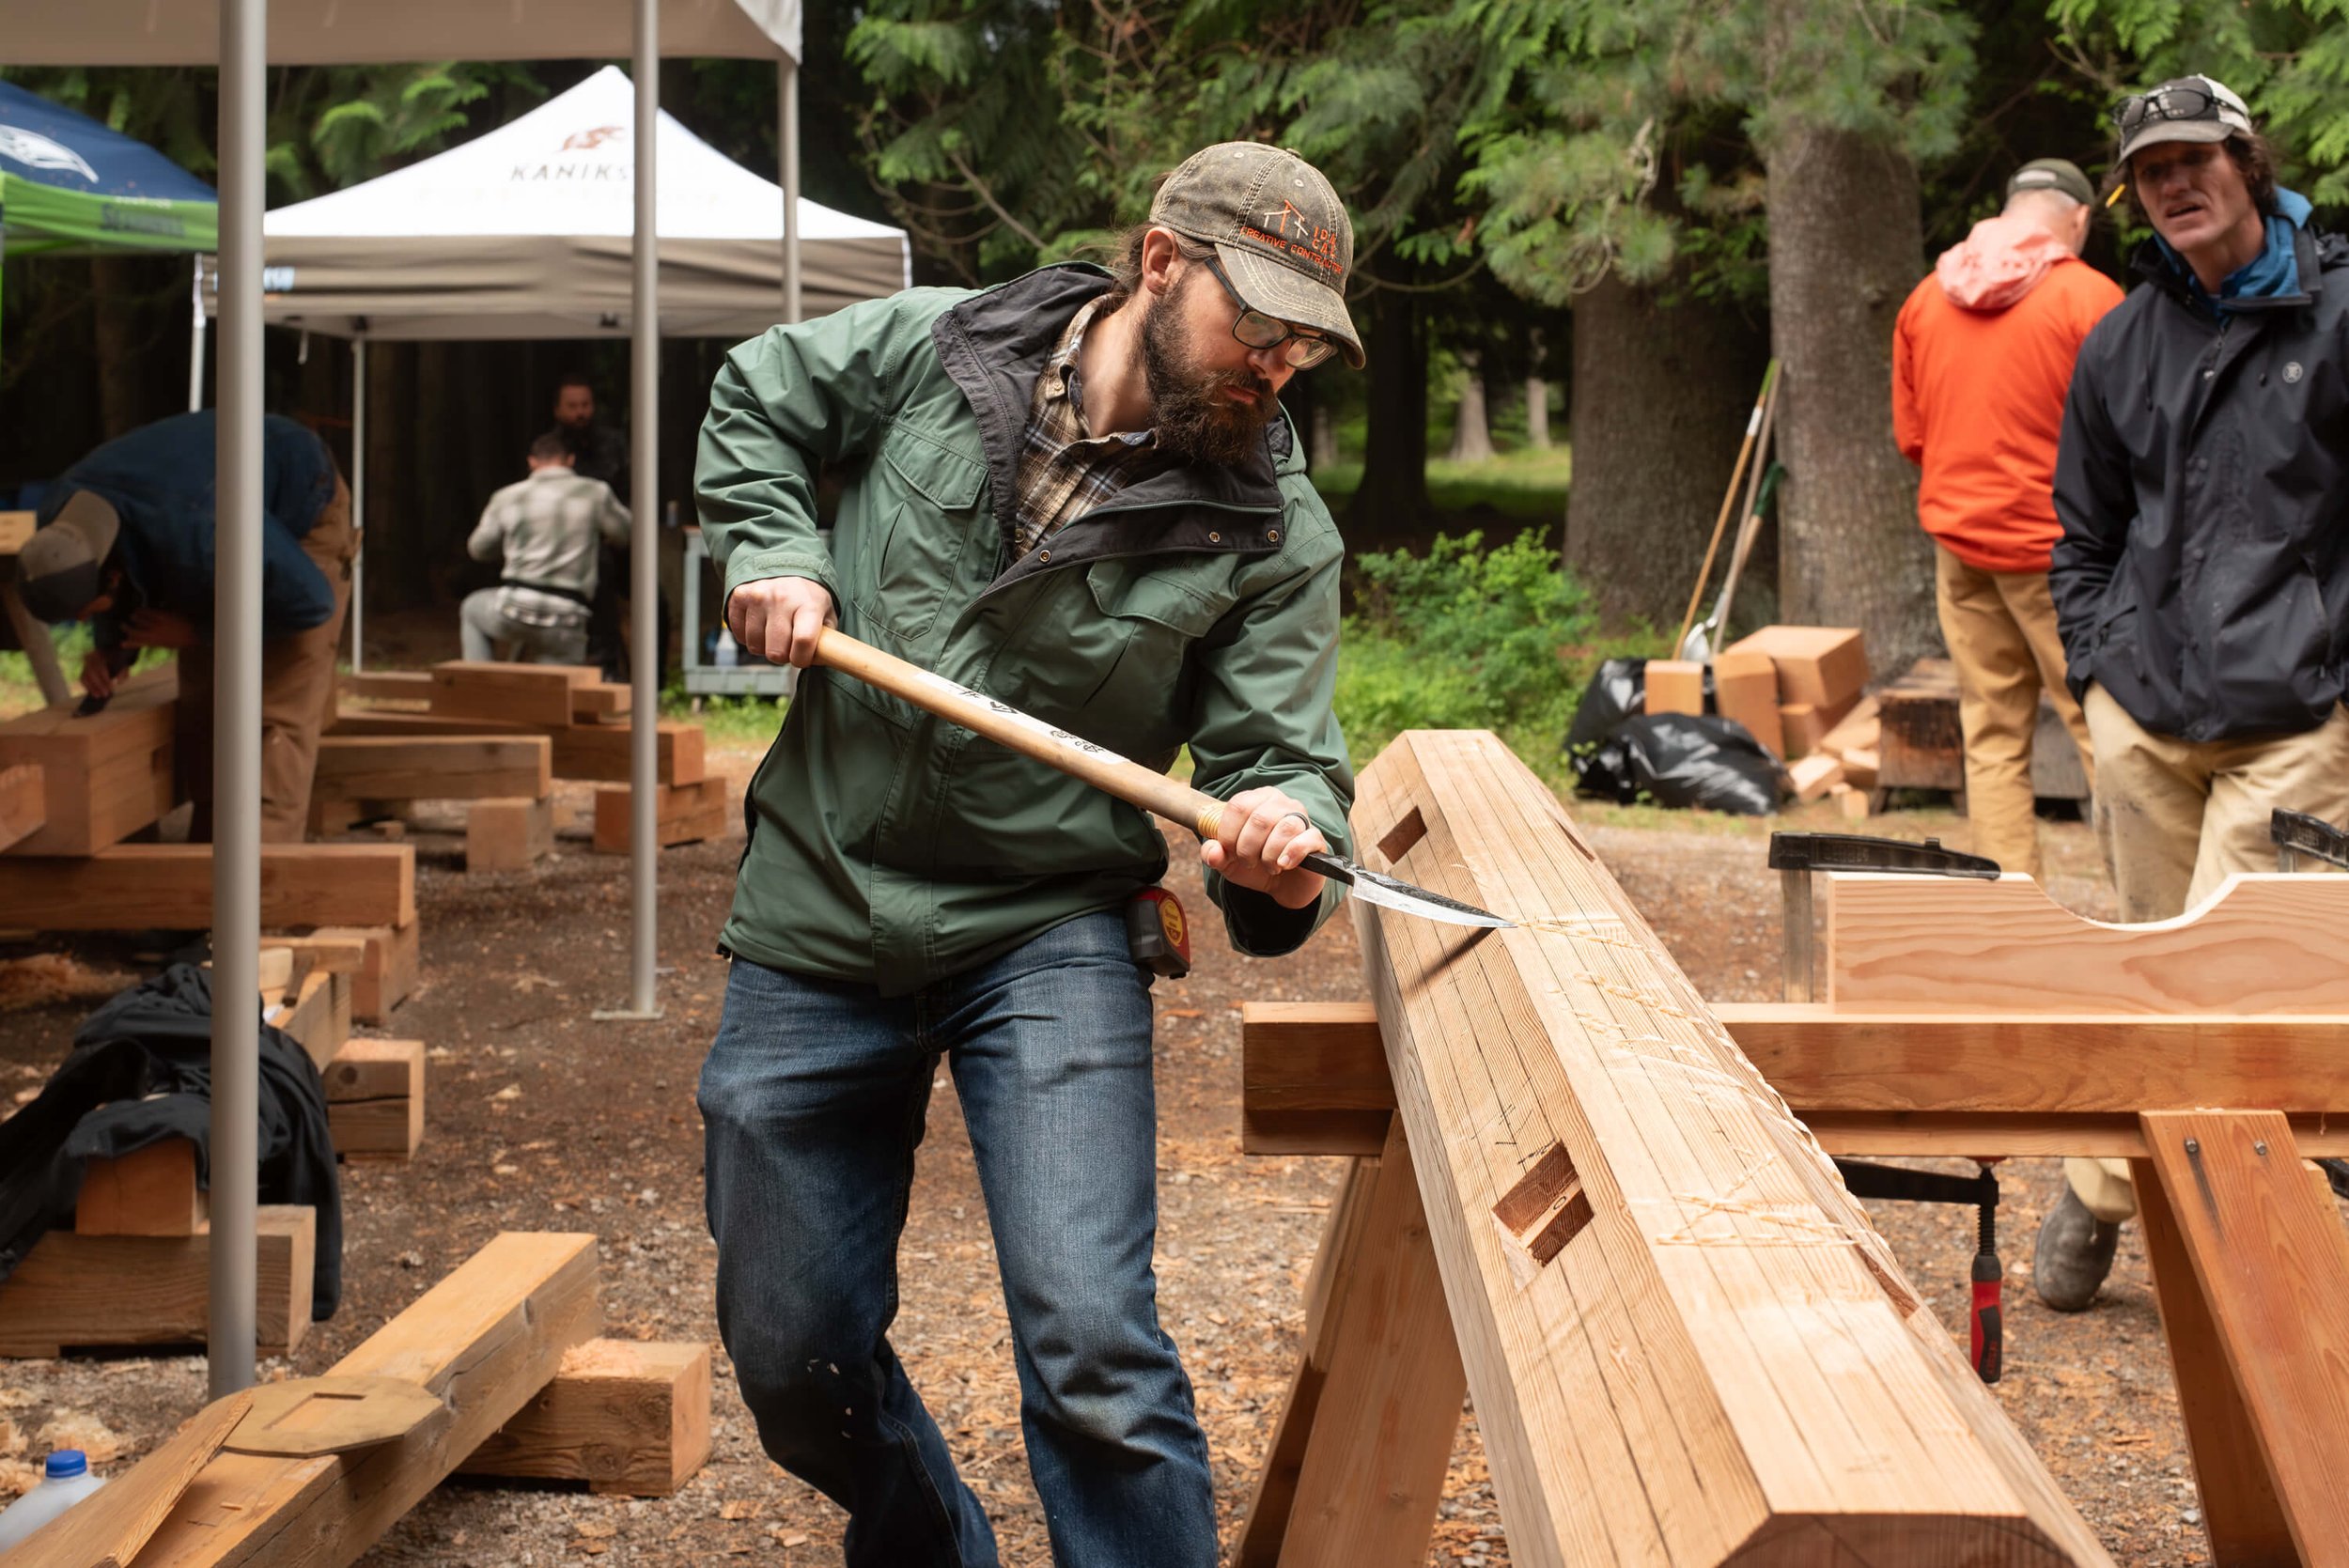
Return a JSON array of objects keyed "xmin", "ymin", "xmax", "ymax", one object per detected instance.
[{"xmin": 2285, "ymin": 362, "xmax": 2304, "ymax": 383}]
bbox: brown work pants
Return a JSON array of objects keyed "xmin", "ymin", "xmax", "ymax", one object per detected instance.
[
  {"xmin": 2065, "ymin": 684, "xmax": 2349, "ymax": 1222},
  {"xmin": 177, "ymin": 475, "xmax": 355, "ymax": 844},
  {"xmin": 1933, "ymin": 547, "xmax": 2094, "ymax": 879}
]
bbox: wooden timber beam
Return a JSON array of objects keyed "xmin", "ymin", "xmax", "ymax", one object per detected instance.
[
  {"xmin": 313, "ymin": 735, "xmax": 552, "ymax": 802},
  {"xmin": 0, "ymin": 761, "xmax": 44, "ymax": 850},
  {"xmin": 1324, "ymin": 729, "xmax": 2108, "ymax": 1565},
  {"xmin": 0, "ymin": 667, "xmax": 178, "ymax": 856},
  {"xmin": 134, "ymin": 1232, "xmax": 601, "ymax": 1568},
  {"xmin": 1825, "ymin": 871, "xmax": 2349, "ymax": 1012},
  {"xmin": 428, "ymin": 660, "xmax": 599, "ymax": 727},
  {"xmin": 0, "ymin": 844, "xmax": 414, "ymax": 930},
  {"xmin": 1243, "ymin": 1002, "xmax": 2349, "ymax": 1158}
]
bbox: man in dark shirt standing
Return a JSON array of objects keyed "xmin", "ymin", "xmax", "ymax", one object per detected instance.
[{"xmin": 540, "ymin": 373, "xmax": 635, "ymax": 680}]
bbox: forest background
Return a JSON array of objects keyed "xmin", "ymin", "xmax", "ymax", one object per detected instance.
[{"xmin": 2, "ymin": 0, "xmax": 2344, "ymax": 767}]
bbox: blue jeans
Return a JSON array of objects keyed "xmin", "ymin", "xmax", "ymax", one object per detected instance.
[{"xmin": 699, "ymin": 913, "xmax": 1217, "ymax": 1567}]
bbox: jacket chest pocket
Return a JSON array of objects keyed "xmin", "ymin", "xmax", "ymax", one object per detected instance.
[
  {"xmin": 850, "ymin": 429, "xmax": 990, "ymax": 645},
  {"xmin": 1076, "ymin": 560, "xmax": 1232, "ymax": 751}
]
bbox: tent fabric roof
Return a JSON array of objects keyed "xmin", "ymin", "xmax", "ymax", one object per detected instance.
[
  {"xmin": 0, "ymin": 0, "xmax": 801, "ymax": 67},
  {"xmin": 215, "ymin": 68, "xmax": 909, "ymax": 340},
  {"xmin": 0, "ymin": 80, "xmax": 217, "ymax": 255}
]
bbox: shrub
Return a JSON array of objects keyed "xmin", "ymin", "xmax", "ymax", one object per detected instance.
[{"xmin": 1335, "ymin": 529, "xmax": 1595, "ymax": 776}]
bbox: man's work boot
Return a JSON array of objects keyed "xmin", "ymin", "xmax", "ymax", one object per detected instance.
[{"xmin": 2033, "ymin": 1188, "xmax": 2122, "ymax": 1312}]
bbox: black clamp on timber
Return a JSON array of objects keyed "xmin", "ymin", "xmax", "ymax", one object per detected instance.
[
  {"xmin": 1767, "ymin": 832, "xmax": 1999, "ymax": 1002},
  {"xmin": 1768, "ymin": 832, "xmax": 2007, "ymax": 1382},
  {"xmin": 2273, "ymin": 808, "xmax": 2349, "ymax": 873}
]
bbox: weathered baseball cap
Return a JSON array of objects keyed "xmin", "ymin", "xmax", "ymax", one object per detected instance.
[
  {"xmin": 2007, "ymin": 158, "xmax": 2095, "ymax": 209},
  {"xmin": 14, "ymin": 489, "xmax": 120, "ymax": 623},
  {"xmin": 1150, "ymin": 142, "xmax": 1364, "ymax": 369},
  {"xmin": 2115, "ymin": 75, "xmax": 2255, "ymax": 166}
]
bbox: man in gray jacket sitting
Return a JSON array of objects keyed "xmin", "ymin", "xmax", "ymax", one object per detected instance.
[{"xmin": 461, "ymin": 432, "xmax": 632, "ymax": 664}]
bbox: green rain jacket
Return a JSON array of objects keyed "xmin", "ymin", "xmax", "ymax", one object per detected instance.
[{"xmin": 697, "ymin": 263, "xmax": 1355, "ymax": 996}]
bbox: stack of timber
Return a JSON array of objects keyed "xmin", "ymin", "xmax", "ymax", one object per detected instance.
[
  {"xmin": 1238, "ymin": 728, "xmax": 2108, "ymax": 1566},
  {"xmin": 1638, "ymin": 649, "xmax": 1785, "ymax": 758},
  {"xmin": 1723, "ymin": 624, "xmax": 1868, "ymax": 760},
  {"xmin": 336, "ymin": 661, "xmax": 733, "ymax": 855},
  {"xmin": 0, "ymin": 666, "xmax": 178, "ymax": 856},
  {"xmin": 1875, "ymin": 656, "xmax": 2089, "ymax": 800}
]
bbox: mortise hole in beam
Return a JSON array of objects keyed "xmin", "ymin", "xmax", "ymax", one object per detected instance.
[
  {"xmin": 1493, "ymin": 1141, "xmax": 1595, "ymax": 1281},
  {"xmin": 1376, "ymin": 805, "xmax": 1427, "ymax": 867},
  {"xmin": 1494, "ymin": 1142, "xmax": 1576, "ymax": 1232}
]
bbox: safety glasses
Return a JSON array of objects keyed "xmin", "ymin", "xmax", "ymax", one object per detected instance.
[
  {"xmin": 1199, "ymin": 254, "xmax": 1337, "ymax": 370},
  {"xmin": 2112, "ymin": 84, "xmax": 2219, "ymax": 138}
]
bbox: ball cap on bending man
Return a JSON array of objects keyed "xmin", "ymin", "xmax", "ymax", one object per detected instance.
[
  {"xmin": 2115, "ymin": 74, "xmax": 2255, "ymax": 166},
  {"xmin": 13, "ymin": 490, "xmax": 122, "ymax": 624},
  {"xmin": 1150, "ymin": 142, "xmax": 1366, "ymax": 369}
]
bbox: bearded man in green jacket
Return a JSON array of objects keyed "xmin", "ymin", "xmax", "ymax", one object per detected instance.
[{"xmin": 694, "ymin": 143, "xmax": 1361, "ymax": 1566}]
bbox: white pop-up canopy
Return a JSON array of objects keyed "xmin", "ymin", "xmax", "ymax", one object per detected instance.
[{"xmin": 201, "ymin": 66, "xmax": 906, "ymax": 340}]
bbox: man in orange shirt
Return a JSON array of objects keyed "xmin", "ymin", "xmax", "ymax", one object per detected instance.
[{"xmin": 1892, "ymin": 159, "xmax": 2123, "ymax": 877}]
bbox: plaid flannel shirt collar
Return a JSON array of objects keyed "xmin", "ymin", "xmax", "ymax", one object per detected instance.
[{"xmin": 1011, "ymin": 296, "xmax": 1164, "ymax": 555}]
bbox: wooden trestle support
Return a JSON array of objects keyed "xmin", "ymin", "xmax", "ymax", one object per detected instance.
[{"xmin": 1239, "ymin": 728, "xmax": 2349, "ymax": 1567}]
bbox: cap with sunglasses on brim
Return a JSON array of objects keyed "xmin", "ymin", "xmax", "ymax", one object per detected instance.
[
  {"xmin": 12, "ymin": 489, "xmax": 121, "ymax": 624},
  {"xmin": 2115, "ymin": 75, "xmax": 2255, "ymax": 167},
  {"xmin": 1150, "ymin": 142, "xmax": 1365, "ymax": 370}
]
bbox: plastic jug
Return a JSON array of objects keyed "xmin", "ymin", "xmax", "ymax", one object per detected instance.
[{"xmin": 0, "ymin": 1450, "xmax": 109, "ymax": 1549}]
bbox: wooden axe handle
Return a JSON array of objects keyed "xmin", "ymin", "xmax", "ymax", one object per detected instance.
[{"xmin": 814, "ymin": 627, "xmax": 1234, "ymax": 841}]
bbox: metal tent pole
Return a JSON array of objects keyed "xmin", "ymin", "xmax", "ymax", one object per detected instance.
[
  {"xmin": 210, "ymin": 0, "xmax": 264, "ymax": 1399},
  {"xmin": 779, "ymin": 56, "xmax": 801, "ymax": 324},
  {"xmin": 622, "ymin": 1, "xmax": 662, "ymax": 1017},
  {"xmin": 187, "ymin": 257, "xmax": 208, "ymax": 411},
  {"xmin": 351, "ymin": 337, "xmax": 366, "ymax": 673}
]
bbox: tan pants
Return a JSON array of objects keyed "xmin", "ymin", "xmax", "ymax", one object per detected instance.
[
  {"xmin": 178, "ymin": 475, "xmax": 356, "ymax": 844},
  {"xmin": 1933, "ymin": 548, "xmax": 2095, "ymax": 878},
  {"xmin": 2065, "ymin": 684, "xmax": 2349, "ymax": 1221}
]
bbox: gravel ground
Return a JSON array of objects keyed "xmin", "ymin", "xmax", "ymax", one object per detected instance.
[{"xmin": 0, "ymin": 751, "xmax": 2292, "ymax": 1565}]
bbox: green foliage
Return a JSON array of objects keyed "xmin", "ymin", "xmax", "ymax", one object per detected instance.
[
  {"xmin": 2048, "ymin": 0, "xmax": 2349, "ymax": 206},
  {"xmin": 1334, "ymin": 530, "xmax": 1594, "ymax": 775}
]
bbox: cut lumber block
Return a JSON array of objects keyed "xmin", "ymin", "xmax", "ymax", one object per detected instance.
[
  {"xmin": 313, "ymin": 734, "xmax": 551, "ymax": 803},
  {"xmin": 1237, "ymin": 1120, "xmax": 1464, "ymax": 1567},
  {"xmin": 1342, "ymin": 729, "xmax": 2108, "ymax": 1564},
  {"xmin": 77, "ymin": 1138, "xmax": 206, "ymax": 1236},
  {"xmin": 330, "ymin": 1093, "xmax": 425, "ymax": 1161},
  {"xmin": 311, "ymin": 918, "xmax": 419, "ymax": 1022},
  {"xmin": 591, "ymin": 776, "xmax": 733, "ymax": 853},
  {"xmin": 1642, "ymin": 660, "xmax": 1704, "ymax": 717},
  {"xmin": 134, "ymin": 1232, "xmax": 603, "ymax": 1568},
  {"xmin": 0, "ymin": 761, "xmax": 45, "ymax": 851},
  {"xmin": 1875, "ymin": 658, "xmax": 2089, "ymax": 800},
  {"xmin": 1777, "ymin": 694, "xmax": 1859, "ymax": 759},
  {"xmin": 1711, "ymin": 650, "xmax": 1781, "ymax": 756},
  {"xmin": 1814, "ymin": 694, "xmax": 1880, "ymax": 757},
  {"xmin": 1724, "ymin": 625, "xmax": 1867, "ymax": 708},
  {"xmin": 345, "ymin": 670, "xmax": 433, "ymax": 703},
  {"xmin": 0, "ymin": 1205, "xmax": 314, "ymax": 1358},
  {"xmin": 1826, "ymin": 871, "xmax": 2349, "ymax": 1014},
  {"xmin": 0, "ymin": 666, "xmax": 177, "ymax": 856},
  {"xmin": 2135, "ymin": 1111, "xmax": 2349, "ymax": 1564},
  {"xmin": 1838, "ymin": 747, "xmax": 1879, "ymax": 790},
  {"xmin": 322, "ymin": 1038, "xmax": 425, "ymax": 1161},
  {"xmin": 261, "ymin": 933, "xmax": 367, "ymax": 976},
  {"xmin": 330, "ymin": 708, "xmax": 535, "ymax": 739},
  {"xmin": 466, "ymin": 794, "xmax": 555, "ymax": 873},
  {"xmin": 1788, "ymin": 752, "xmax": 1843, "ymax": 801},
  {"xmin": 0, "ymin": 844, "xmax": 413, "ymax": 930},
  {"xmin": 462, "ymin": 1339, "xmax": 713, "ymax": 1496},
  {"xmin": 6, "ymin": 1390, "xmax": 252, "ymax": 1568},
  {"xmin": 1241, "ymin": 1001, "xmax": 1392, "ymax": 1157},
  {"xmin": 572, "ymin": 681, "xmax": 631, "ymax": 721},
  {"xmin": 428, "ymin": 660, "xmax": 599, "ymax": 726},
  {"xmin": 1833, "ymin": 783, "xmax": 1872, "ymax": 820},
  {"xmin": 272, "ymin": 970, "xmax": 352, "ymax": 1070},
  {"xmin": 550, "ymin": 720, "xmax": 705, "ymax": 785}
]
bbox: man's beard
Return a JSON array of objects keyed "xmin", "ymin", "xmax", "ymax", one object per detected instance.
[{"xmin": 1140, "ymin": 280, "xmax": 1277, "ymax": 467}]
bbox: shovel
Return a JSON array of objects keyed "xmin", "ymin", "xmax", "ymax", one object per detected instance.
[{"xmin": 814, "ymin": 627, "xmax": 1512, "ymax": 930}]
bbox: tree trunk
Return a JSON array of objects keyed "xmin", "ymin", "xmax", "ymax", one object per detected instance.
[
  {"xmin": 1563, "ymin": 271, "xmax": 1768, "ymax": 633},
  {"xmin": 1448, "ymin": 349, "xmax": 1495, "ymax": 463},
  {"xmin": 1764, "ymin": 125, "xmax": 1936, "ymax": 675},
  {"xmin": 1524, "ymin": 328, "xmax": 1551, "ymax": 449},
  {"xmin": 89, "ymin": 256, "xmax": 145, "ymax": 440},
  {"xmin": 1311, "ymin": 402, "xmax": 1338, "ymax": 471},
  {"xmin": 1346, "ymin": 288, "xmax": 1431, "ymax": 546}
]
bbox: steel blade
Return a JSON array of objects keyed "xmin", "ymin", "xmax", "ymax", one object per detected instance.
[{"xmin": 1299, "ymin": 851, "xmax": 1514, "ymax": 930}]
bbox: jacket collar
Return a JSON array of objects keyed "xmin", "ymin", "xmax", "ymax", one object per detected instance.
[
  {"xmin": 929, "ymin": 262, "xmax": 1290, "ymax": 551},
  {"xmin": 2133, "ymin": 216, "xmax": 2325, "ymax": 320}
]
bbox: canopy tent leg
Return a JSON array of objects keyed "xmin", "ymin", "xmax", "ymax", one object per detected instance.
[
  {"xmin": 187, "ymin": 256, "xmax": 208, "ymax": 411},
  {"xmin": 351, "ymin": 337, "xmax": 366, "ymax": 673},
  {"xmin": 597, "ymin": 0, "xmax": 663, "ymax": 1024},
  {"xmin": 779, "ymin": 56, "xmax": 801, "ymax": 324},
  {"xmin": 210, "ymin": 0, "xmax": 264, "ymax": 1399}
]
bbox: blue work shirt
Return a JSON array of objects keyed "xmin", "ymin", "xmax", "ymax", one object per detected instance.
[{"xmin": 37, "ymin": 410, "xmax": 339, "ymax": 647}]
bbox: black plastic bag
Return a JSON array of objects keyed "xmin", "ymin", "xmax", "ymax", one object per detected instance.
[
  {"xmin": 1563, "ymin": 657, "xmax": 1647, "ymax": 757},
  {"xmin": 1573, "ymin": 713, "xmax": 1786, "ymax": 815}
]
